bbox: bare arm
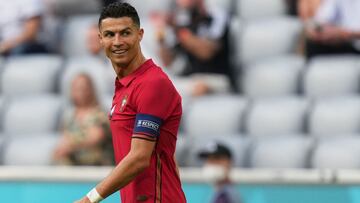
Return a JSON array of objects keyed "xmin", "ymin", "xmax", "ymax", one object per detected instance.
[
  {"xmin": 174, "ymin": 155, "xmax": 180, "ymax": 178},
  {"xmin": 75, "ymin": 136, "xmax": 156, "ymax": 203},
  {"xmin": 177, "ymin": 28, "xmax": 220, "ymax": 61},
  {"xmin": 96, "ymin": 137, "xmax": 156, "ymax": 197},
  {"xmin": 158, "ymin": 43, "xmax": 176, "ymax": 67},
  {"xmin": 0, "ymin": 16, "xmax": 41, "ymax": 53}
]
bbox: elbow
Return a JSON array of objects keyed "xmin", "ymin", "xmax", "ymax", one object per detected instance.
[{"xmin": 133, "ymin": 155, "xmax": 151, "ymax": 172}]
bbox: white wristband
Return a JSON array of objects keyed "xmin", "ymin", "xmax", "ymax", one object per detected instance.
[{"xmin": 86, "ymin": 188, "xmax": 104, "ymax": 203}]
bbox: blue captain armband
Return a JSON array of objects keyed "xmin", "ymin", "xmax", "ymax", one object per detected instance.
[{"xmin": 133, "ymin": 114, "xmax": 163, "ymax": 138}]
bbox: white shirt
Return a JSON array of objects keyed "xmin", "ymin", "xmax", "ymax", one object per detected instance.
[
  {"xmin": 0, "ymin": 0, "xmax": 44, "ymax": 41},
  {"xmin": 315, "ymin": 0, "xmax": 360, "ymax": 32}
]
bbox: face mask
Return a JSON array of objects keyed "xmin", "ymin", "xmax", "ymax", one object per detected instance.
[{"xmin": 202, "ymin": 164, "xmax": 227, "ymax": 183}]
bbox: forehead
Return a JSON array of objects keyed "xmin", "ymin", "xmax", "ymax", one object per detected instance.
[{"xmin": 100, "ymin": 17, "xmax": 137, "ymax": 32}]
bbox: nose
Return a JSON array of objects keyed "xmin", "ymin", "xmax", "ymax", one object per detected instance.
[{"xmin": 113, "ymin": 34, "xmax": 124, "ymax": 47}]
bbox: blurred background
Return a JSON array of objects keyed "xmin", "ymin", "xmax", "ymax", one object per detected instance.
[{"xmin": 2, "ymin": 0, "xmax": 360, "ymax": 202}]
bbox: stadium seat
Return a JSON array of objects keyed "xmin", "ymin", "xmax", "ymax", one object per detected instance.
[
  {"xmin": 237, "ymin": 0, "xmax": 287, "ymax": 20},
  {"xmin": 3, "ymin": 95, "xmax": 63, "ymax": 135},
  {"xmin": 205, "ymin": 0, "xmax": 234, "ymax": 12},
  {"xmin": 303, "ymin": 55, "xmax": 360, "ymax": 98},
  {"xmin": 0, "ymin": 56, "xmax": 4, "ymax": 68},
  {"xmin": 312, "ymin": 136, "xmax": 360, "ymax": 169},
  {"xmin": 250, "ymin": 136, "xmax": 314, "ymax": 168},
  {"xmin": 123, "ymin": 0, "xmax": 172, "ymax": 18},
  {"xmin": 0, "ymin": 97, "xmax": 6, "ymax": 131},
  {"xmin": 309, "ymin": 97, "xmax": 360, "ymax": 136},
  {"xmin": 1, "ymin": 55, "xmax": 63, "ymax": 95},
  {"xmin": 185, "ymin": 135, "xmax": 251, "ymax": 167},
  {"xmin": 175, "ymin": 133, "xmax": 189, "ymax": 167},
  {"xmin": 245, "ymin": 97, "xmax": 309, "ymax": 136},
  {"xmin": 240, "ymin": 17, "xmax": 302, "ymax": 64},
  {"xmin": 60, "ymin": 57, "xmax": 115, "ymax": 102},
  {"xmin": 50, "ymin": 0, "xmax": 100, "ymax": 16},
  {"xmin": 62, "ymin": 15, "xmax": 99, "ymax": 57},
  {"xmin": 0, "ymin": 135, "xmax": 6, "ymax": 164},
  {"xmin": 184, "ymin": 95, "xmax": 248, "ymax": 136},
  {"xmin": 3, "ymin": 134, "xmax": 60, "ymax": 165},
  {"xmin": 242, "ymin": 55, "xmax": 305, "ymax": 97}
]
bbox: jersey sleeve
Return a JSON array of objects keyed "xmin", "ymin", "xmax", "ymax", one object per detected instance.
[{"xmin": 133, "ymin": 77, "xmax": 179, "ymax": 139}]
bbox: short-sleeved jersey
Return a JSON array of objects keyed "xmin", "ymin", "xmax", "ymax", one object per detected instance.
[{"xmin": 109, "ymin": 59, "xmax": 186, "ymax": 203}]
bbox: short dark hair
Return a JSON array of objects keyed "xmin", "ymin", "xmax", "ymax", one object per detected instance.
[{"xmin": 98, "ymin": 2, "xmax": 140, "ymax": 28}]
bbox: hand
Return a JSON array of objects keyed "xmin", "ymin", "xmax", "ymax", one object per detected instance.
[
  {"xmin": 74, "ymin": 196, "xmax": 91, "ymax": 203},
  {"xmin": 308, "ymin": 25, "xmax": 352, "ymax": 44},
  {"xmin": 0, "ymin": 41, "xmax": 15, "ymax": 54},
  {"xmin": 177, "ymin": 28, "xmax": 192, "ymax": 44}
]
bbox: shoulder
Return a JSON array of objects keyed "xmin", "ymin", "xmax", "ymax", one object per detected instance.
[{"xmin": 139, "ymin": 64, "xmax": 177, "ymax": 91}]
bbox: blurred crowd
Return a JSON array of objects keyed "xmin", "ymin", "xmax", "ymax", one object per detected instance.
[{"xmin": 2, "ymin": 0, "xmax": 360, "ymax": 168}]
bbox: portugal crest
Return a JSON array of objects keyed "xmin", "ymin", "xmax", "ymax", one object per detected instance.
[{"xmin": 120, "ymin": 95, "xmax": 128, "ymax": 112}]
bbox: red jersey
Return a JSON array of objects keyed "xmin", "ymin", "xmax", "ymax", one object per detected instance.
[{"xmin": 109, "ymin": 59, "xmax": 186, "ymax": 203}]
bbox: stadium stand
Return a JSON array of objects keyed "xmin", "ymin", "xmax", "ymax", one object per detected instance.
[
  {"xmin": 242, "ymin": 54, "xmax": 305, "ymax": 97},
  {"xmin": 303, "ymin": 55, "xmax": 360, "ymax": 98},
  {"xmin": 239, "ymin": 16, "xmax": 302, "ymax": 64},
  {"xmin": 249, "ymin": 135, "xmax": 314, "ymax": 168},
  {"xmin": 3, "ymin": 134, "xmax": 60, "ymax": 165},
  {"xmin": 60, "ymin": 57, "xmax": 114, "ymax": 101},
  {"xmin": 184, "ymin": 135, "xmax": 251, "ymax": 167},
  {"xmin": 2, "ymin": 94, "xmax": 63, "ymax": 135},
  {"xmin": 1, "ymin": 55, "xmax": 63, "ymax": 95},
  {"xmin": 0, "ymin": 0, "xmax": 358, "ymax": 174},
  {"xmin": 61, "ymin": 15, "xmax": 99, "ymax": 57},
  {"xmin": 183, "ymin": 95, "xmax": 248, "ymax": 136},
  {"xmin": 309, "ymin": 97, "xmax": 360, "ymax": 136},
  {"xmin": 237, "ymin": 0, "xmax": 287, "ymax": 19},
  {"xmin": 245, "ymin": 97, "xmax": 309, "ymax": 136},
  {"xmin": 312, "ymin": 136, "xmax": 360, "ymax": 169}
]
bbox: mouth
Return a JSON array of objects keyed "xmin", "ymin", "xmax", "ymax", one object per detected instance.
[{"xmin": 112, "ymin": 49, "xmax": 127, "ymax": 55}]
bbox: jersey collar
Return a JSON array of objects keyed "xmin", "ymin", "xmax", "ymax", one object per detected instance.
[{"xmin": 115, "ymin": 59, "xmax": 154, "ymax": 88}]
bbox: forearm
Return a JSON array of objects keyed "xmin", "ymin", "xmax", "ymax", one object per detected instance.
[
  {"xmin": 95, "ymin": 153, "xmax": 149, "ymax": 198},
  {"xmin": 158, "ymin": 43, "xmax": 175, "ymax": 67},
  {"xmin": 0, "ymin": 17, "xmax": 40, "ymax": 52},
  {"xmin": 179, "ymin": 34, "xmax": 219, "ymax": 60}
]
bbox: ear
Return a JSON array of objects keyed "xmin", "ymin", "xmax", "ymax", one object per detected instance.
[
  {"xmin": 98, "ymin": 31, "xmax": 103, "ymax": 45},
  {"xmin": 138, "ymin": 28, "xmax": 144, "ymax": 42}
]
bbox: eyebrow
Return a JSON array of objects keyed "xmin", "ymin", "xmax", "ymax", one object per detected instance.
[{"xmin": 103, "ymin": 27, "xmax": 133, "ymax": 34}]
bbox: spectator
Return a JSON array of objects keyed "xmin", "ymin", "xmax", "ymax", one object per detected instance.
[
  {"xmin": 198, "ymin": 142, "xmax": 242, "ymax": 203},
  {"xmin": 304, "ymin": 0, "xmax": 360, "ymax": 58},
  {"xmin": 0, "ymin": 0, "xmax": 48, "ymax": 56},
  {"xmin": 86, "ymin": 24, "xmax": 105, "ymax": 57},
  {"xmin": 53, "ymin": 73, "xmax": 113, "ymax": 166},
  {"xmin": 297, "ymin": 0, "xmax": 322, "ymax": 22},
  {"xmin": 156, "ymin": 0, "xmax": 236, "ymax": 97}
]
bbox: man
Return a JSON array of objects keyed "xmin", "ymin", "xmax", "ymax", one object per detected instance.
[
  {"xmin": 75, "ymin": 2, "xmax": 186, "ymax": 203},
  {"xmin": 0, "ymin": 0, "xmax": 48, "ymax": 55},
  {"xmin": 305, "ymin": 0, "xmax": 360, "ymax": 58},
  {"xmin": 199, "ymin": 142, "xmax": 242, "ymax": 203},
  {"xmin": 156, "ymin": 0, "xmax": 236, "ymax": 97}
]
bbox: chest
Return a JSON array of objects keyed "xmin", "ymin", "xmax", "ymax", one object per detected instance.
[{"xmin": 109, "ymin": 87, "xmax": 137, "ymax": 121}]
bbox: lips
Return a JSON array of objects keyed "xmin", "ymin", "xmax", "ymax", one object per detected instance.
[{"xmin": 112, "ymin": 49, "xmax": 127, "ymax": 55}]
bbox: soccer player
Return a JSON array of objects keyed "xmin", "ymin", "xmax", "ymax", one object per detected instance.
[{"xmin": 74, "ymin": 2, "xmax": 186, "ymax": 203}]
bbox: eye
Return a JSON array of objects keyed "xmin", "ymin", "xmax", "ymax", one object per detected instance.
[
  {"xmin": 121, "ymin": 31, "xmax": 131, "ymax": 36},
  {"xmin": 104, "ymin": 32, "xmax": 114, "ymax": 37}
]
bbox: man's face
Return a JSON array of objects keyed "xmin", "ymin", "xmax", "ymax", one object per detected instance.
[{"xmin": 99, "ymin": 17, "xmax": 143, "ymax": 70}]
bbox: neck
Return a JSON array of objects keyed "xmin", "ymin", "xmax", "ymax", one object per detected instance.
[{"xmin": 113, "ymin": 53, "xmax": 146, "ymax": 79}]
